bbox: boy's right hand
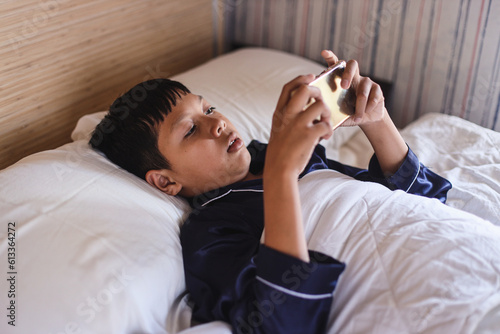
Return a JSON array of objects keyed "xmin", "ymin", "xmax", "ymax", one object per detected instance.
[
  {"xmin": 263, "ymin": 74, "xmax": 332, "ymax": 262},
  {"xmin": 264, "ymin": 75, "xmax": 333, "ymax": 179}
]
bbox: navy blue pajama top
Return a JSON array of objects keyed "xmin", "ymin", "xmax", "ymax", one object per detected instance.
[{"xmin": 180, "ymin": 140, "xmax": 451, "ymax": 334}]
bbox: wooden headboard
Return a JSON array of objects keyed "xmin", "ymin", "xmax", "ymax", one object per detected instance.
[{"xmin": 1, "ymin": 0, "xmax": 221, "ymax": 169}]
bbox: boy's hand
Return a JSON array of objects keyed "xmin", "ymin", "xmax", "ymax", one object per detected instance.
[
  {"xmin": 321, "ymin": 50, "xmax": 409, "ymax": 176},
  {"xmin": 321, "ymin": 50, "xmax": 386, "ymax": 128},
  {"xmin": 264, "ymin": 74, "xmax": 334, "ymax": 262},
  {"xmin": 265, "ymin": 74, "xmax": 333, "ymax": 179}
]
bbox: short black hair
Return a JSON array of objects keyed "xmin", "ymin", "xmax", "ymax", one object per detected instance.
[{"xmin": 90, "ymin": 78, "xmax": 190, "ymax": 179}]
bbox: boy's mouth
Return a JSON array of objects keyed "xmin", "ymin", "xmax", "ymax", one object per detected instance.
[{"xmin": 227, "ymin": 134, "xmax": 243, "ymax": 153}]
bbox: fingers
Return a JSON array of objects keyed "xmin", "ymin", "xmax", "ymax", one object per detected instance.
[
  {"xmin": 342, "ymin": 59, "xmax": 360, "ymax": 89},
  {"xmin": 319, "ymin": 51, "xmax": 387, "ymax": 126},
  {"xmin": 321, "ymin": 50, "xmax": 339, "ymax": 67},
  {"xmin": 353, "ymin": 77, "xmax": 384, "ymax": 122},
  {"xmin": 321, "ymin": 51, "xmax": 360, "ymax": 90},
  {"xmin": 287, "ymin": 85, "xmax": 330, "ymax": 125},
  {"xmin": 286, "ymin": 83, "xmax": 323, "ymax": 115},
  {"xmin": 274, "ymin": 78, "xmax": 332, "ymax": 141},
  {"xmin": 276, "ymin": 74, "xmax": 315, "ymax": 111},
  {"xmin": 279, "ymin": 76, "xmax": 324, "ymax": 115},
  {"xmin": 289, "ymin": 85, "xmax": 333, "ymax": 139},
  {"xmin": 303, "ymin": 100, "xmax": 333, "ymax": 140}
]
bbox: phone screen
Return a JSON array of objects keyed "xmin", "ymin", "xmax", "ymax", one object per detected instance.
[{"xmin": 309, "ymin": 61, "xmax": 356, "ymax": 129}]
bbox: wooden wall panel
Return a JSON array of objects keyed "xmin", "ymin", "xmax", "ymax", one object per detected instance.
[{"xmin": 0, "ymin": 0, "xmax": 216, "ymax": 169}]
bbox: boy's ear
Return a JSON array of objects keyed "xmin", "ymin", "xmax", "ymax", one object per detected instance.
[{"xmin": 145, "ymin": 169, "xmax": 182, "ymax": 196}]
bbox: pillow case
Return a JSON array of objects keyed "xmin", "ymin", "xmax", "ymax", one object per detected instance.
[
  {"xmin": 1, "ymin": 47, "xmax": 355, "ymax": 334},
  {"xmin": 0, "ymin": 139, "xmax": 191, "ymax": 333}
]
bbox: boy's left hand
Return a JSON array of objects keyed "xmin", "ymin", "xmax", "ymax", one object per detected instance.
[
  {"xmin": 321, "ymin": 50, "xmax": 409, "ymax": 176},
  {"xmin": 320, "ymin": 50, "xmax": 386, "ymax": 128}
]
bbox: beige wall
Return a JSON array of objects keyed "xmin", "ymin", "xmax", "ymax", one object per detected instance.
[{"xmin": 0, "ymin": 0, "xmax": 216, "ymax": 169}]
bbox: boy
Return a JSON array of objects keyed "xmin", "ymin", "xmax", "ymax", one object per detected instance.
[{"xmin": 90, "ymin": 50, "xmax": 451, "ymax": 334}]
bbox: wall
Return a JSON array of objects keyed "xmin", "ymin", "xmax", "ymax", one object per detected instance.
[
  {"xmin": 0, "ymin": 0, "xmax": 216, "ymax": 169},
  {"xmin": 223, "ymin": 0, "xmax": 500, "ymax": 131}
]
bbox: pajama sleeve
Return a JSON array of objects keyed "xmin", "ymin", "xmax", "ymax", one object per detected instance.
[
  {"xmin": 324, "ymin": 145, "xmax": 452, "ymax": 203},
  {"xmin": 181, "ymin": 204, "xmax": 345, "ymax": 334}
]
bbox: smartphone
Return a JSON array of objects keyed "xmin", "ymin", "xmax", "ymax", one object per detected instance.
[{"xmin": 308, "ymin": 61, "xmax": 356, "ymax": 129}]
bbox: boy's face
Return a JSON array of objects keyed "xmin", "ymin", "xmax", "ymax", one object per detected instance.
[{"xmin": 150, "ymin": 93, "xmax": 251, "ymax": 197}]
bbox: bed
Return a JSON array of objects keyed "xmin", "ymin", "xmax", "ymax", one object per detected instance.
[{"xmin": 1, "ymin": 46, "xmax": 500, "ymax": 334}]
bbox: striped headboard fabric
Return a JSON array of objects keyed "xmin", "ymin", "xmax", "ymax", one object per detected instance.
[{"xmin": 223, "ymin": 0, "xmax": 500, "ymax": 131}]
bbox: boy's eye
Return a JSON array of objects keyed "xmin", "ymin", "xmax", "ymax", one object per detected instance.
[
  {"xmin": 184, "ymin": 107, "xmax": 215, "ymax": 138},
  {"xmin": 185, "ymin": 124, "xmax": 196, "ymax": 137}
]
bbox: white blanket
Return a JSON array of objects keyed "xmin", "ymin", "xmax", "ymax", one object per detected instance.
[
  {"xmin": 400, "ymin": 113, "xmax": 500, "ymax": 226},
  {"xmin": 299, "ymin": 169, "xmax": 500, "ymax": 334}
]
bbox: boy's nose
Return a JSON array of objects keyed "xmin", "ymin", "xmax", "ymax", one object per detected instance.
[{"xmin": 211, "ymin": 118, "xmax": 226, "ymax": 137}]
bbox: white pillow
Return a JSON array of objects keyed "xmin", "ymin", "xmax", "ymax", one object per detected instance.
[
  {"xmin": 0, "ymin": 139, "xmax": 191, "ymax": 333},
  {"xmin": 0, "ymin": 47, "xmax": 359, "ymax": 334}
]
